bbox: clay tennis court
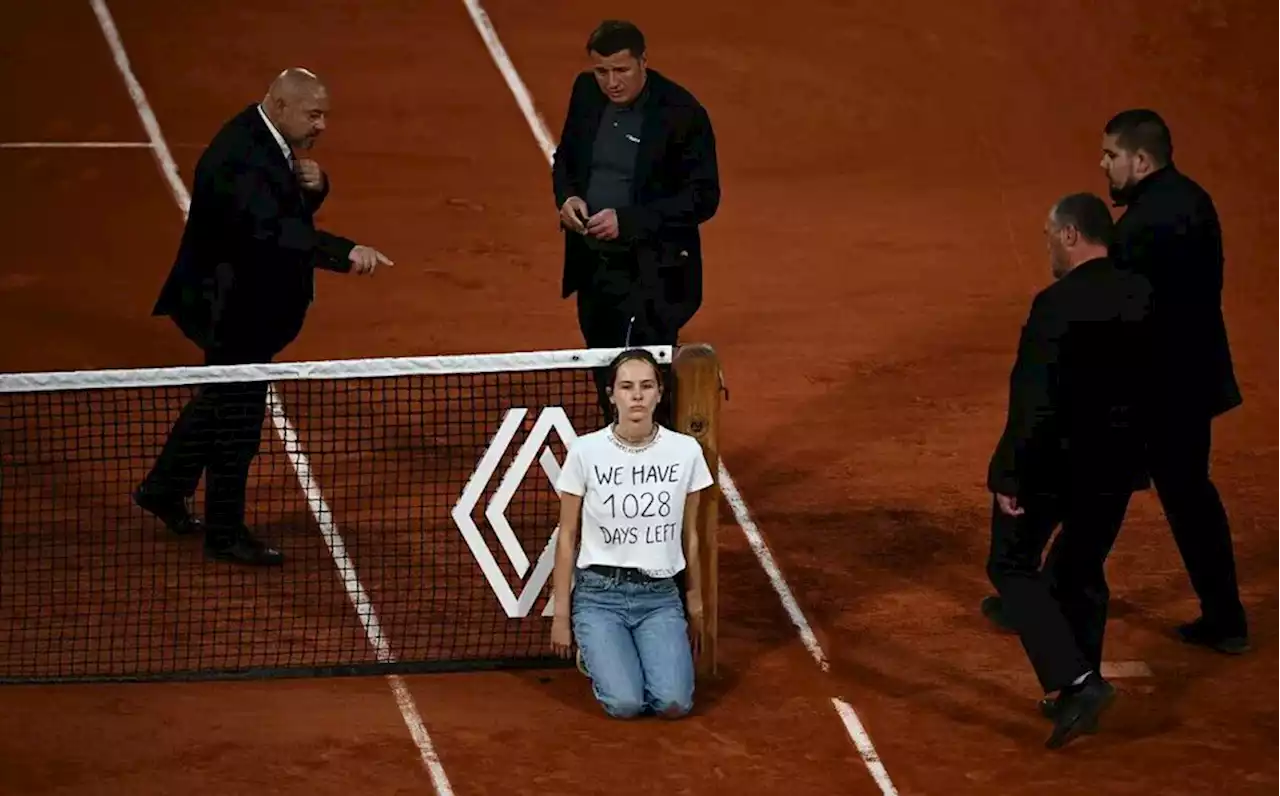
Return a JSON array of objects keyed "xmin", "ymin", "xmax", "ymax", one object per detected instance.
[{"xmin": 0, "ymin": 1, "xmax": 1275, "ymax": 794}]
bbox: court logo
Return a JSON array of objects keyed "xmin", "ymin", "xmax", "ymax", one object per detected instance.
[{"xmin": 451, "ymin": 407, "xmax": 578, "ymax": 618}]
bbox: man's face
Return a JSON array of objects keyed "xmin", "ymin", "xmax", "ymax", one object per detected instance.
[
  {"xmin": 1099, "ymin": 133, "xmax": 1141, "ymax": 193},
  {"xmin": 274, "ymin": 88, "xmax": 329, "ymax": 150},
  {"xmin": 590, "ymin": 49, "xmax": 647, "ymax": 105}
]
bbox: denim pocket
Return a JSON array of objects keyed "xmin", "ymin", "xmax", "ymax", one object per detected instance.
[
  {"xmin": 574, "ymin": 568, "xmax": 612, "ymax": 592},
  {"xmin": 643, "ymin": 576, "xmax": 680, "ymax": 599}
]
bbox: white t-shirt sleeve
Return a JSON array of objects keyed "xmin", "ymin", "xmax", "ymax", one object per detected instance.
[
  {"xmin": 688, "ymin": 442, "xmax": 714, "ymax": 493},
  {"xmin": 555, "ymin": 439, "xmax": 587, "ymax": 496}
]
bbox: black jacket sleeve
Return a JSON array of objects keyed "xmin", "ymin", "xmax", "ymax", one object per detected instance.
[
  {"xmin": 213, "ymin": 160, "xmax": 354, "ymax": 273},
  {"xmin": 552, "ymin": 74, "xmax": 591, "ymax": 211},
  {"xmin": 987, "ymin": 291, "xmax": 1064, "ymax": 496},
  {"xmin": 301, "ymin": 170, "xmax": 331, "ymax": 215}
]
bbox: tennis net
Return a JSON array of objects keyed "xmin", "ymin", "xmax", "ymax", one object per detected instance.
[{"xmin": 0, "ymin": 345, "xmax": 671, "ymax": 684}]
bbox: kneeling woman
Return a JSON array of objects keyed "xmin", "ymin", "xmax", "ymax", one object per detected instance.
[{"xmin": 551, "ymin": 348, "xmax": 714, "ymax": 719}]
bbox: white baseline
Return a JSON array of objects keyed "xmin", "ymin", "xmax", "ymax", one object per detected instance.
[
  {"xmin": 0, "ymin": 141, "xmax": 153, "ymax": 148},
  {"xmin": 86, "ymin": 1, "xmax": 454, "ymax": 794}
]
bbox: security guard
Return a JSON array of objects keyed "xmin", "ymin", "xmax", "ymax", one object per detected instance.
[{"xmin": 985, "ymin": 192, "xmax": 1153, "ymax": 749}]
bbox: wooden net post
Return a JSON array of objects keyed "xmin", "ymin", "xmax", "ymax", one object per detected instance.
[{"xmin": 672, "ymin": 343, "xmax": 722, "ymax": 679}]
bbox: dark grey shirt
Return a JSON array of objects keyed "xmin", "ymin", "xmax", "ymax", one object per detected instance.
[{"xmin": 584, "ymin": 87, "xmax": 648, "ymax": 250}]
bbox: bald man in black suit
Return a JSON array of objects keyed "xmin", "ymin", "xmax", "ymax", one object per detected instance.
[{"xmin": 134, "ymin": 68, "xmax": 392, "ymax": 566}]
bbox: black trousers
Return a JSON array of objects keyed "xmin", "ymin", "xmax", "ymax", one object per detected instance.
[
  {"xmin": 1148, "ymin": 414, "xmax": 1246, "ymax": 635},
  {"xmin": 575, "ymin": 249, "xmax": 681, "ymax": 427},
  {"xmin": 141, "ymin": 339, "xmax": 276, "ymax": 545},
  {"xmin": 986, "ymin": 491, "xmax": 1132, "ymax": 694}
]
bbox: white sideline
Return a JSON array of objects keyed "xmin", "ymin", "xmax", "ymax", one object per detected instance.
[
  {"xmin": 459, "ymin": 3, "xmax": 899, "ymax": 793},
  {"xmin": 833, "ymin": 698, "xmax": 900, "ymax": 796},
  {"xmin": 718, "ymin": 464, "xmax": 829, "ymax": 672},
  {"xmin": 87, "ymin": 1, "xmax": 455, "ymax": 793}
]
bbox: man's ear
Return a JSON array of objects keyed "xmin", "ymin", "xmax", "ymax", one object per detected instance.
[{"xmin": 1134, "ymin": 148, "xmax": 1157, "ymax": 178}]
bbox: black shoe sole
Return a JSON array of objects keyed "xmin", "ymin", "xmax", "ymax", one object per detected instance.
[
  {"xmin": 133, "ymin": 487, "xmax": 203, "ymax": 536},
  {"xmin": 1177, "ymin": 626, "xmax": 1250, "ymax": 655},
  {"xmin": 1046, "ymin": 684, "xmax": 1114, "ymax": 750},
  {"xmin": 1039, "ymin": 697, "xmax": 1097, "ymax": 734},
  {"xmin": 204, "ymin": 540, "xmax": 285, "ymax": 566}
]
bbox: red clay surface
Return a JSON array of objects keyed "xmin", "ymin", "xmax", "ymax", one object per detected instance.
[{"xmin": 0, "ymin": 1, "xmax": 1275, "ymax": 794}]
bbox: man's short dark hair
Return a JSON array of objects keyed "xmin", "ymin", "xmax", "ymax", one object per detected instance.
[
  {"xmin": 1052, "ymin": 193, "xmax": 1115, "ymax": 247},
  {"xmin": 586, "ymin": 20, "xmax": 645, "ymax": 59},
  {"xmin": 1104, "ymin": 109, "xmax": 1172, "ymax": 167}
]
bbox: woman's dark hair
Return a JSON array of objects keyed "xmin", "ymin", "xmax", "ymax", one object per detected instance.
[{"xmin": 606, "ymin": 348, "xmax": 663, "ymax": 392}]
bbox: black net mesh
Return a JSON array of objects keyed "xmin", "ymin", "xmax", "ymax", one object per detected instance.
[{"xmin": 0, "ymin": 348, "xmax": 665, "ymax": 683}]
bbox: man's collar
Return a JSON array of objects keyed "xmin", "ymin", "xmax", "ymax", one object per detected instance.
[
  {"xmin": 256, "ymin": 103, "xmax": 292, "ymax": 162},
  {"xmin": 1111, "ymin": 163, "xmax": 1175, "ymax": 207},
  {"xmin": 1073, "ymin": 254, "xmax": 1111, "ymax": 273},
  {"xmin": 628, "ymin": 77, "xmax": 651, "ymax": 109},
  {"xmin": 1058, "ymin": 254, "xmax": 1111, "ymax": 281}
]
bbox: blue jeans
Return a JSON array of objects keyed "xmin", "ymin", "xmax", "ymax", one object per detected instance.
[{"xmin": 571, "ymin": 567, "xmax": 695, "ymax": 719}]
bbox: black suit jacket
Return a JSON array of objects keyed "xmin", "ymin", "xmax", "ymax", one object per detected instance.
[
  {"xmin": 551, "ymin": 69, "xmax": 720, "ymax": 331},
  {"xmin": 988, "ymin": 257, "xmax": 1154, "ymax": 498},
  {"xmin": 1110, "ymin": 164, "xmax": 1242, "ymax": 419},
  {"xmin": 153, "ymin": 103, "xmax": 355, "ymax": 360}
]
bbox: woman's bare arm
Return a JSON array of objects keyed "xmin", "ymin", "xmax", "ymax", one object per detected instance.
[
  {"xmin": 682, "ymin": 489, "xmax": 703, "ymax": 599},
  {"xmin": 553, "ymin": 492, "xmax": 583, "ymax": 625}
]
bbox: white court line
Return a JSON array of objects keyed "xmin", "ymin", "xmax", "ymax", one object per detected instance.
[
  {"xmin": 1101, "ymin": 660, "xmax": 1153, "ymax": 679},
  {"xmin": 718, "ymin": 464, "xmax": 829, "ymax": 671},
  {"xmin": 833, "ymin": 699, "xmax": 900, "ymax": 796},
  {"xmin": 459, "ymin": 0, "xmax": 556, "ymax": 162},
  {"xmin": 264, "ymin": 395, "xmax": 453, "ymax": 788},
  {"xmin": 0, "ymin": 141, "xmax": 153, "ymax": 148},
  {"xmin": 87, "ymin": 2, "xmax": 455, "ymax": 794},
  {"xmin": 459, "ymin": 3, "xmax": 899, "ymax": 794}
]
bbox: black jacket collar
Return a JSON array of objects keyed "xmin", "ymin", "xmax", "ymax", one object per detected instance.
[
  {"xmin": 1112, "ymin": 162, "xmax": 1177, "ymax": 207},
  {"xmin": 1064, "ymin": 255, "xmax": 1112, "ymax": 279},
  {"xmin": 239, "ymin": 103, "xmax": 294, "ymax": 172}
]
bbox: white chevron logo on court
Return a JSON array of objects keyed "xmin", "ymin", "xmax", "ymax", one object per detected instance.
[{"xmin": 451, "ymin": 407, "xmax": 578, "ymax": 618}]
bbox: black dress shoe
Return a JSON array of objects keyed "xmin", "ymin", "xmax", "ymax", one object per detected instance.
[
  {"xmin": 133, "ymin": 485, "xmax": 203, "ymax": 536},
  {"xmin": 1038, "ymin": 695, "xmax": 1097, "ymax": 734},
  {"xmin": 205, "ymin": 531, "xmax": 284, "ymax": 566},
  {"xmin": 980, "ymin": 595, "xmax": 1016, "ymax": 633},
  {"xmin": 1046, "ymin": 673, "xmax": 1115, "ymax": 749},
  {"xmin": 1177, "ymin": 617, "xmax": 1249, "ymax": 655}
]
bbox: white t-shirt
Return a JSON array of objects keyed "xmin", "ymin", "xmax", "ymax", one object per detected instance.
[{"xmin": 556, "ymin": 424, "xmax": 715, "ymax": 578}]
